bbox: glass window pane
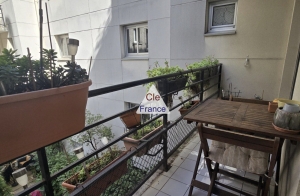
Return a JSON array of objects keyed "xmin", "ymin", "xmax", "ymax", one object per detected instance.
[
  {"xmin": 212, "ymin": 4, "xmax": 235, "ymax": 26},
  {"xmin": 127, "ymin": 28, "xmax": 137, "ymax": 53},
  {"xmin": 138, "ymin": 27, "xmax": 148, "ymax": 53}
]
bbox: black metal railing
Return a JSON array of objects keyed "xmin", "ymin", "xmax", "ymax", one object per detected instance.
[{"xmin": 3, "ymin": 64, "xmax": 222, "ymax": 196}]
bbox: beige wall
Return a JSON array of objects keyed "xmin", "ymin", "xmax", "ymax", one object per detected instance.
[
  {"xmin": 281, "ymin": 0, "xmax": 300, "ymax": 99},
  {"xmin": 171, "ymin": 0, "xmax": 295, "ymax": 100},
  {"xmin": 293, "ymin": 61, "xmax": 300, "ymax": 100}
]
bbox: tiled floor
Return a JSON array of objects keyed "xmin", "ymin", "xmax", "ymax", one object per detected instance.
[{"xmin": 141, "ymin": 133, "xmax": 276, "ymax": 196}]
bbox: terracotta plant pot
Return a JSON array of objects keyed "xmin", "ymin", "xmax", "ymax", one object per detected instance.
[
  {"xmin": 62, "ymin": 151, "xmax": 128, "ymax": 195},
  {"xmin": 179, "ymin": 100, "xmax": 200, "ymax": 123},
  {"xmin": 179, "ymin": 100, "xmax": 200, "ymax": 115},
  {"xmin": 120, "ymin": 110, "xmax": 141, "ymax": 128},
  {"xmin": 0, "ymin": 80, "xmax": 92, "ymax": 163},
  {"xmin": 123, "ymin": 125, "xmax": 164, "ymax": 157}
]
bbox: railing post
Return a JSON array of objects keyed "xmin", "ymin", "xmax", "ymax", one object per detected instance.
[
  {"xmin": 37, "ymin": 148, "xmax": 54, "ymax": 196},
  {"xmin": 162, "ymin": 79, "xmax": 170, "ymax": 172},
  {"xmin": 218, "ymin": 64, "xmax": 222, "ymax": 98},
  {"xmin": 200, "ymin": 70, "xmax": 204, "ymax": 102}
]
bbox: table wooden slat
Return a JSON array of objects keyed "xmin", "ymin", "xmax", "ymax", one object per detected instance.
[{"xmin": 184, "ymin": 99, "xmax": 300, "ymax": 141}]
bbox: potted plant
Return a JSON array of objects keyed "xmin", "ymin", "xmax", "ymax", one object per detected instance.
[
  {"xmin": 62, "ymin": 146, "xmax": 128, "ymax": 194},
  {"xmin": 178, "ymin": 96, "xmax": 199, "ymax": 124},
  {"xmin": 123, "ymin": 119, "xmax": 164, "ymax": 156},
  {"xmin": 178, "ymin": 97, "xmax": 199, "ymax": 116},
  {"xmin": 186, "ymin": 56, "xmax": 219, "ymax": 95},
  {"xmin": 0, "ymin": 48, "xmax": 91, "ymax": 164},
  {"xmin": 146, "ymin": 61, "xmax": 187, "ymax": 107},
  {"xmin": 120, "ymin": 110, "xmax": 141, "ymax": 129}
]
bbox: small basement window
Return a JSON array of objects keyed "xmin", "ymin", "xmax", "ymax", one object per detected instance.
[
  {"xmin": 55, "ymin": 34, "xmax": 70, "ymax": 58},
  {"xmin": 207, "ymin": 0, "xmax": 237, "ymax": 34}
]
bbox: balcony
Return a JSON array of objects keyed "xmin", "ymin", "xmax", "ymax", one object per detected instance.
[{"xmin": 0, "ymin": 65, "xmax": 223, "ymax": 196}]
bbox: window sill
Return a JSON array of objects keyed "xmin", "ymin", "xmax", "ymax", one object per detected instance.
[
  {"xmin": 122, "ymin": 56, "xmax": 149, "ymax": 61},
  {"xmin": 204, "ymin": 30, "xmax": 236, "ymax": 37},
  {"xmin": 57, "ymin": 57, "xmax": 71, "ymax": 62}
]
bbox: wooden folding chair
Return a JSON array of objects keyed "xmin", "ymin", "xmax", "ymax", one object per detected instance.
[
  {"xmin": 230, "ymin": 97, "xmax": 269, "ymax": 105},
  {"xmin": 188, "ymin": 123, "xmax": 280, "ymax": 196}
]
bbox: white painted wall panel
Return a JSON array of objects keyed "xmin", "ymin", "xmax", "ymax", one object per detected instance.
[
  {"xmin": 90, "ymin": 59, "xmax": 123, "ymax": 85},
  {"xmin": 89, "ymin": 7, "xmax": 119, "ymax": 29},
  {"xmin": 64, "ymin": 0, "xmax": 89, "ymax": 18},
  {"xmin": 67, "ymin": 14, "xmax": 91, "ymax": 33},
  {"xmin": 118, "ymin": 0, "xmax": 148, "ymax": 25},
  {"xmin": 12, "ymin": 0, "xmax": 37, "ymax": 24},
  {"xmin": 91, "ymin": 26, "xmax": 122, "ymax": 60},
  {"xmin": 147, "ymin": 0, "xmax": 170, "ymax": 20},
  {"xmin": 47, "ymin": 0, "xmax": 67, "ymax": 22},
  {"xmin": 148, "ymin": 18, "xmax": 170, "ymax": 59},
  {"xmin": 88, "ymin": 0, "xmax": 118, "ymax": 12},
  {"xmin": 170, "ymin": 1, "xmax": 206, "ymax": 59}
]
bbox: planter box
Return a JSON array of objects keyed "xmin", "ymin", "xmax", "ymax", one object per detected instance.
[
  {"xmin": 120, "ymin": 110, "xmax": 141, "ymax": 128},
  {"xmin": 123, "ymin": 125, "xmax": 164, "ymax": 157},
  {"xmin": 0, "ymin": 80, "xmax": 92, "ymax": 163},
  {"xmin": 179, "ymin": 100, "xmax": 200, "ymax": 124},
  {"xmin": 157, "ymin": 76, "xmax": 188, "ymax": 94},
  {"xmin": 179, "ymin": 100, "xmax": 200, "ymax": 115},
  {"xmin": 62, "ymin": 151, "xmax": 128, "ymax": 195}
]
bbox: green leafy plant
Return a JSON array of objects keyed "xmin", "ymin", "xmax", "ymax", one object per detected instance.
[
  {"xmin": 131, "ymin": 119, "xmax": 163, "ymax": 140},
  {"xmin": 146, "ymin": 60, "xmax": 184, "ymax": 91},
  {"xmin": 70, "ymin": 146, "xmax": 122, "ymax": 184},
  {"xmin": 101, "ymin": 165, "xmax": 147, "ymax": 196},
  {"xmin": 34, "ymin": 143, "xmax": 81, "ymax": 196},
  {"xmin": 0, "ymin": 48, "xmax": 89, "ymax": 97},
  {"xmin": 70, "ymin": 110, "xmax": 114, "ymax": 151},
  {"xmin": 185, "ymin": 56, "xmax": 219, "ymax": 96},
  {"xmin": 0, "ymin": 175, "xmax": 12, "ymax": 196}
]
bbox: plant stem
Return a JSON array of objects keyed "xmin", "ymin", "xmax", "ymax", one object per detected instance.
[
  {"xmin": 48, "ymin": 53, "xmax": 53, "ymax": 88},
  {"xmin": 88, "ymin": 56, "xmax": 92, "ymax": 80},
  {"xmin": 27, "ymin": 48, "xmax": 36, "ymax": 91},
  {"xmin": 0, "ymin": 81, "xmax": 7, "ymax": 95}
]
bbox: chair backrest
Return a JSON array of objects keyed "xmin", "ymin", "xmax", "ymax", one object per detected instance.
[
  {"xmin": 198, "ymin": 123, "xmax": 280, "ymax": 155},
  {"xmin": 231, "ymin": 97, "xmax": 269, "ymax": 105}
]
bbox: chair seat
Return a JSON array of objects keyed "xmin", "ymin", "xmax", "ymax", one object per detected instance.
[{"xmin": 209, "ymin": 141, "xmax": 269, "ymax": 174}]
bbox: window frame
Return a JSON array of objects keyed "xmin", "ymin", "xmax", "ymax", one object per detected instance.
[
  {"xmin": 124, "ymin": 23, "xmax": 148, "ymax": 57},
  {"xmin": 56, "ymin": 34, "xmax": 70, "ymax": 59},
  {"xmin": 207, "ymin": 0, "xmax": 237, "ymax": 33}
]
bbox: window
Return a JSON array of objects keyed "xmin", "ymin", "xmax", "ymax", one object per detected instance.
[
  {"xmin": 125, "ymin": 23, "xmax": 148, "ymax": 56},
  {"xmin": 56, "ymin": 34, "xmax": 69, "ymax": 58},
  {"xmin": 207, "ymin": 1, "xmax": 237, "ymax": 33}
]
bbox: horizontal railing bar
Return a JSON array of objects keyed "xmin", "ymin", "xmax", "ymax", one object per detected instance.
[
  {"xmin": 88, "ymin": 65, "xmax": 220, "ymax": 97},
  {"xmin": 169, "ymin": 82, "xmax": 219, "ymax": 111},
  {"xmin": 163, "ymin": 72, "xmax": 220, "ymax": 97}
]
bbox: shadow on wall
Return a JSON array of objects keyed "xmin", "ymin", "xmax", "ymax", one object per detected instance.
[
  {"xmin": 89, "ymin": 7, "xmax": 114, "ymax": 85},
  {"xmin": 85, "ymin": 3, "xmax": 126, "ymax": 147}
]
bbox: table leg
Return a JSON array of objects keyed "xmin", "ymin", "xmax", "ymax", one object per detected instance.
[{"xmin": 188, "ymin": 145, "xmax": 203, "ymax": 196}]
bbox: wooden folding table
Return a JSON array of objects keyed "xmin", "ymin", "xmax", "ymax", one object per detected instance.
[{"xmin": 184, "ymin": 99, "xmax": 300, "ymax": 196}]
